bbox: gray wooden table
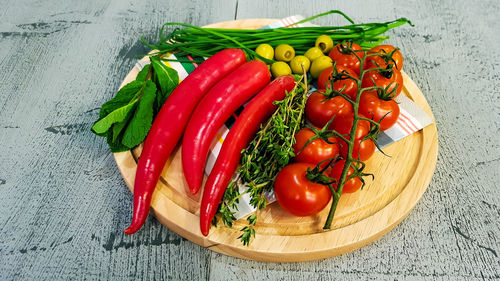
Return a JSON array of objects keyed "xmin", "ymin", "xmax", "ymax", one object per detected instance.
[{"xmin": 1, "ymin": 0, "xmax": 499, "ymax": 280}]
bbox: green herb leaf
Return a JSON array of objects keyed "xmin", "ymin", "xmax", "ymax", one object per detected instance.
[
  {"xmin": 91, "ymin": 53, "xmax": 179, "ymax": 153},
  {"xmin": 150, "ymin": 56, "xmax": 179, "ymax": 111},
  {"xmin": 98, "ymin": 80, "xmax": 144, "ymax": 120},
  {"xmin": 121, "ymin": 80, "xmax": 157, "ymax": 148},
  {"xmin": 106, "ymin": 130, "xmax": 130, "ymax": 153},
  {"xmin": 136, "ymin": 64, "xmax": 151, "ymax": 82},
  {"xmin": 111, "ymin": 108, "xmax": 136, "ymax": 143},
  {"xmin": 238, "ymin": 226, "xmax": 256, "ymax": 246},
  {"xmin": 247, "ymin": 214, "xmax": 257, "ymax": 225},
  {"xmin": 91, "ymin": 100, "xmax": 138, "ymax": 135},
  {"xmin": 220, "ymin": 77, "xmax": 307, "ymax": 246}
]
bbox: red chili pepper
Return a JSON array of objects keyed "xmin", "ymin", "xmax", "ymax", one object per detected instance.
[
  {"xmin": 182, "ymin": 60, "xmax": 271, "ymax": 195},
  {"xmin": 124, "ymin": 49, "xmax": 246, "ymax": 235},
  {"xmin": 199, "ymin": 75, "xmax": 296, "ymax": 236}
]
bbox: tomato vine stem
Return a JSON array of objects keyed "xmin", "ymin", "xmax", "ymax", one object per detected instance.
[{"xmin": 318, "ymin": 48, "xmax": 390, "ymax": 230}]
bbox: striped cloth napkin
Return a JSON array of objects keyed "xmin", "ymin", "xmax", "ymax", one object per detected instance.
[{"xmin": 135, "ymin": 15, "xmax": 434, "ymax": 219}]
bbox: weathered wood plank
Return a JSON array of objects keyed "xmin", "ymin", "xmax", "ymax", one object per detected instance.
[{"xmin": 0, "ymin": 0, "xmax": 236, "ymax": 280}]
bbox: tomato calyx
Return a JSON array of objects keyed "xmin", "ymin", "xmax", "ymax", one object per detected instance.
[
  {"xmin": 335, "ymin": 159, "xmax": 373, "ymax": 192},
  {"xmin": 321, "ymin": 63, "xmax": 358, "ymax": 101},
  {"xmin": 304, "ymin": 158, "xmax": 338, "ymax": 186},
  {"xmin": 295, "ymin": 116, "xmax": 343, "ymax": 156},
  {"xmin": 364, "ymin": 76, "xmax": 400, "ymax": 100},
  {"xmin": 355, "ymin": 114, "xmax": 390, "ymax": 157},
  {"xmin": 370, "ymin": 46, "xmax": 402, "ymax": 71},
  {"xmin": 320, "ymin": 85, "xmax": 348, "ymax": 102},
  {"xmin": 366, "ymin": 56, "xmax": 396, "ymax": 78},
  {"xmin": 377, "ymin": 85, "xmax": 398, "ymax": 101},
  {"xmin": 378, "ymin": 64, "xmax": 396, "ymax": 80},
  {"xmin": 362, "ymin": 52, "xmax": 403, "ymax": 98},
  {"xmin": 336, "ymin": 41, "xmax": 359, "ymax": 55}
]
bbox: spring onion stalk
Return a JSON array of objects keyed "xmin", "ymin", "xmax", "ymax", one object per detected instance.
[{"xmin": 143, "ymin": 10, "xmax": 412, "ymax": 62}]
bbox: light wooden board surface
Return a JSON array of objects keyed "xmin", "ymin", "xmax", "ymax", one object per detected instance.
[
  {"xmin": 0, "ymin": 0, "xmax": 498, "ymax": 280},
  {"xmin": 113, "ymin": 18, "xmax": 438, "ymax": 262}
]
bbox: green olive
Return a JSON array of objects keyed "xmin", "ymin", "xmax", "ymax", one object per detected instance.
[
  {"xmin": 304, "ymin": 47, "xmax": 324, "ymax": 62},
  {"xmin": 270, "ymin": 61, "xmax": 292, "ymax": 78},
  {"xmin": 310, "ymin": 56, "xmax": 333, "ymax": 78},
  {"xmin": 289, "ymin": 55, "xmax": 311, "ymax": 74},
  {"xmin": 315, "ymin": 35, "xmax": 334, "ymax": 54},
  {"xmin": 255, "ymin": 43, "xmax": 274, "ymax": 62},
  {"xmin": 274, "ymin": 44, "xmax": 295, "ymax": 62}
]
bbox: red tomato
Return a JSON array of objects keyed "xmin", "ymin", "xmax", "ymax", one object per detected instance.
[
  {"xmin": 359, "ymin": 91, "xmax": 400, "ymax": 131},
  {"xmin": 338, "ymin": 137, "xmax": 375, "ymax": 161},
  {"xmin": 305, "ymin": 91, "xmax": 353, "ymax": 128},
  {"xmin": 330, "ymin": 160, "xmax": 363, "ymax": 193},
  {"xmin": 368, "ymin": 45, "xmax": 403, "ymax": 71},
  {"xmin": 293, "ymin": 128, "xmax": 339, "ymax": 165},
  {"xmin": 331, "ymin": 113, "xmax": 371, "ymax": 140},
  {"xmin": 274, "ymin": 163, "xmax": 332, "ymax": 216},
  {"xmin": 328, "ymin": 42, "xmax": 364, "ymax": 74},
  {"xmin": 317, "ymin": 65, "xmax": 359, "ymax": 100},
  {"xmin": 361, "ymin": 67, "xmax": 403, "ymax": 98}
]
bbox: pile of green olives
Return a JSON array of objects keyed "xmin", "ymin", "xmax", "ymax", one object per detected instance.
[{"xmin": 255, "ymin": 35, "xmax": 335, "ymax": 79}]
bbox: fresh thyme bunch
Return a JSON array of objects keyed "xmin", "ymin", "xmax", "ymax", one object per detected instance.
[{"xmin": 217, "ymin": 75, "xmax": 309, "ymax": 245}]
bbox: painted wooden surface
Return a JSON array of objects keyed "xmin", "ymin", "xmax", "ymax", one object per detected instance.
[{"xmin": 0, "ymin": 0, "xmax": 498, "ymax": 279}]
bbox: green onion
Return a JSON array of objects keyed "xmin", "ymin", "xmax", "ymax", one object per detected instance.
[{"xmin": 143, "ymin": 10, "xmax": 412, "ymax": 63}]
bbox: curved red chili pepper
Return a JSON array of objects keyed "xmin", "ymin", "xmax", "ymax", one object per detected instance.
[
  {"xmin": 182, "ymin": 60, "xmax": 271, "ymax": 195},
  {"xmin": 124, "ymin": 49, "xmax": 246, "ymax": 235},
  {"xmin": 199, "ymin": 75, "xmax": 296, "ymax": 236}
]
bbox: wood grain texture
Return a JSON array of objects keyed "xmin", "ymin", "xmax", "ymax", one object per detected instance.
[{"xmin": 0, "ymin": 0, "xmax": 498, "ymax": 279}]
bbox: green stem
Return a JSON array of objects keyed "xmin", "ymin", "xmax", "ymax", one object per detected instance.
[
  {"xmin": 323, "ymin": 46, "xmax": 367, "ymax": 230},
  {"xmin": 323, "ymin": 186, "xmax": 341, "ymax": 229}
]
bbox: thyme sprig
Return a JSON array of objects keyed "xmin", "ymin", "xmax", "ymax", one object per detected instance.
[{"xmin": 217, "ymin": 73, "xmax": 309, "ymax": 245}]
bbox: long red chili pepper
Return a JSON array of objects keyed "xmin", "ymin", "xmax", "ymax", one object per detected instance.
[
  {"xmin": 182, "ymin": 60, "xmax": 271, "ymax": 195},
  {"xmin": 199, "ymin": 75, "xmax": 296, "ymax": 236},
  {"xmin": 124, "ymin": 49, "xmax": 246, "ymax": 235}
]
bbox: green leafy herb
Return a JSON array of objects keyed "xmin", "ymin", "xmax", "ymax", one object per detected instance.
[
  {"xmin": 239, "ymin": 76, "xmax": 307, "ymax": 196},
  {"xmin": 150, "ymin": 56, "xmax": 179, "ymax": 112},
  {"xmin": 218, "ymin": 180, "xmax": 240, "ymax": 228},
  {"xmin": 218, "ymin": 75, "xmax": 309, "ymax": 245},
  {"xmin": 238, "ymin": 214, "xmax": 257, "ymax": 246},
  {"xmin": 136, "ymin": 64, "xmax": 151, "ymax": 82},
  {"xmin": 92, "ymin": 101, "xmax": 138, "ymax": 136},
  {"xmin": 97, "ymin": 80, "xmax": 144, "ymax": 121},
  {"xmin": 91, "ymin": 55, "xmax": 179, "ymax": 152},
  {"xmin": 121, "ymin": 80, "xmax": 157, "ymax": 148}
]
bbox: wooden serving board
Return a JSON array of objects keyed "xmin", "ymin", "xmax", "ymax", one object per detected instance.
[{"xmin": 113, "ymin": 19, "xmax": 438, "ymax": 262}]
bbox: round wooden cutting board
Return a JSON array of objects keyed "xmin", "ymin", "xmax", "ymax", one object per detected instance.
[{"xmin": 113, "ymin": 19, "xmax": 438, "ymax": 262}]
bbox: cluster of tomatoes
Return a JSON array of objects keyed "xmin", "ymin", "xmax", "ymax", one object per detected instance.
[{"xmin": 273, "ymin": 43, "xmax": 404, "ymax": 217}]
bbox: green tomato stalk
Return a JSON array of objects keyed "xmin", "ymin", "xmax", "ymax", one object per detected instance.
[{"xmin": 304, "ymin": 45, "xmax": 397, "ymax": 229}]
